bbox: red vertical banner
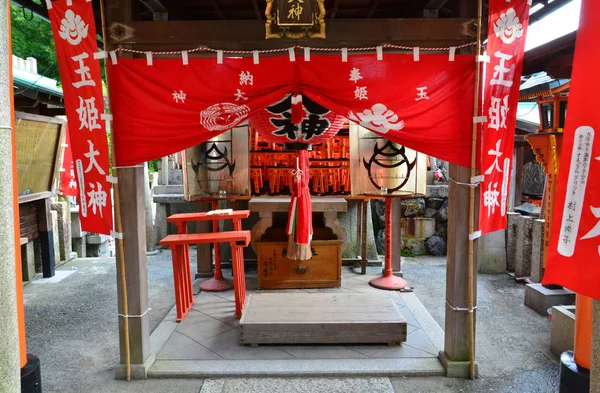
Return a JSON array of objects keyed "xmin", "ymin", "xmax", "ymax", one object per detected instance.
[
  {"xmin": 479, "ymin": 0, "xmax": 531, "ymax": 235},
  {"xmin": 49, "ymin": 0, "xmax": 113, "ymax": 235},
  {"xmin": 543, "ymin": 0, "xmax": 600, "ymax": 299},
  {"xmin": 59, "ymin": 127, "xmax": 79, "ymax": 197}
]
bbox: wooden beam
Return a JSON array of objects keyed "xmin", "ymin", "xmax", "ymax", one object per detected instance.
[
  {"xmin": 366, "ymin": 0, "xmax": 380, "ymax": 18},
  {"xmin": 330, "ymin": 0, "xmax": 339, "ymax": 19},
  {"xmin": 251, "ymin": 0, "xmax": 262, "ymax": 20},
  {"xmin": 109, "ymin": 18, "xmax": 475, "ymax": 49},
  {"xmin": 212, "ymin": 0, "xmax": 226, "ymax": 20}
]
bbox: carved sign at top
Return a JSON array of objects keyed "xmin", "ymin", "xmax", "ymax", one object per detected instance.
[{"xmin": 266, "ymin": 0, "xmax": 326, "ymax": 39}]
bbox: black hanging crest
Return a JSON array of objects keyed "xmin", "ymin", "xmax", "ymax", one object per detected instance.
[
  {"xmin": 266, "ymin": 94, "xmax": 331, "ymax": 141},
  {"xmin": 191, "ymin": 143, "xmax": 236, "ymax": 176}
]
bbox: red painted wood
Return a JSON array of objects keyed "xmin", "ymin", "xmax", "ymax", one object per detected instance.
[
  {"xmin": 167, "ymin": 210, "xmax": 250, "ymax": 223},
  {"xmin": 160, "ymin": 231, "xmax": 251, "ymax": 247}
]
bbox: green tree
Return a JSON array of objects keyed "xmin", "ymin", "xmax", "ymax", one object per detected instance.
[{"xmin": 10, "ymin": 2, "xmax": 61, "ymax": 83}]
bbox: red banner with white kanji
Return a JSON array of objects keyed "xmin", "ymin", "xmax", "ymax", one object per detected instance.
[
  {"xmin": 478, "ymin": 0, "xmax": 531, "ymax": 235},
  {"xmin": 108, "ymin": 52, "xmax": 475, "ymax": 167},
  {"xmin": 59, "ymin": 127, "xmax": 78, "ymax": 197},
  {"xmin": 49, "ymin": 0, "xmax": 113, "ymax": 235},
  {"xmin": 543, "ymin": 0, "xmax": 600, "ymax": 299}
]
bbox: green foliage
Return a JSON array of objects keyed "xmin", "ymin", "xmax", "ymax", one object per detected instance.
[
  {"xmin": 10, "ymin": 2, "xmax": 61, "ymax": 83},
  {"xmin": 148, "ymin": 159, "xmax": 160, "ymax": 173}
]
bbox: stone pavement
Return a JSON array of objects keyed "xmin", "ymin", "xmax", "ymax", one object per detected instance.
[{"xmin": 23, "ymin": 252, "xmax": 559, "ymax": 392}]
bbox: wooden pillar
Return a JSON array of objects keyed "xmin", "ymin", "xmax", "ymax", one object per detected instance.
[
  {"xmin": 391, "ymin": 198, "xmax": 402, "ymax": 274},
  {"xmin": 115, "ymin": 167, "xmax": 152, "ymax": 378},
  {"xmin": 440, "ymin": 164, "xmax": 478, "ymax": 377},
  {"xmin": 36, "ymin": 198, "xmax": 55, "ymax": 278},
  {"xmin": 195, "ymin": 202, "xmax": 213, "ymax": 278}
]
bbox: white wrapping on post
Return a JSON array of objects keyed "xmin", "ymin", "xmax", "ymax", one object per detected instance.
[
  {"xmin": 341, "ymin": 48, "xmax": 348, "ymax": 62},
  {"xmin": 145, "ymin": 51, "xmax": 153, "ymax": 66},
  {"xmin": 288, "ymin": 47, "xmax": 296, "ymax": 62},
  {"xmin": 45, "ymin": 0, "xmax": 52, "ymax": 9},
  {"xmin": 253, "ymin": 50, "xmax": 259, "ymax": 64},
  {"xmin": 93, "ymin": 51, "xmax": 108, "ymax": 60},
  {"xmin": 449, "ymin": 46, "xmax": 456, "ymax": 61},
  {"xmin": 476, "ymin": 55, "xmax": 491, "ymax": 63},
  {"xmin": 468, "ymin": 231, "xmax": 482, "ymax": 241},
  {"xmin": 111, "ymin": 230, "xmax": 124, "ymax": 240},
  {"xmin": 470, "ymin": 175, "xmax": 485, "ymax": 184},
  {"xmin": 413, "ymin": 47, "xmax": 420, "ymax": 62},
  {"xmin": 217, "ymin": 50, "xmax": 223, "ymax": 64},
  {"xmin": 473, "ymin": 116, "xmax": 487, "ymax": 123},
  {"xmin": 303, "ymin": 47, "xmax": 310, "ymax": 62},
  {"xmin": 109, "ymin": 51, "xmax": 118, "ymax": 65},
  {"xmin": 182, "ymin": 50, "xmax": 189, "ymax": 65},
  {"xmin": 376, "ymin": 46, "xmax": 383, "ymax": 60},
  {"xmin": 66, "ymin": 0, "xmax": 72, "ymax": 5},
  {"xmin": 106, "ymin": 176, "xmax": 118, "ymax": 184}
]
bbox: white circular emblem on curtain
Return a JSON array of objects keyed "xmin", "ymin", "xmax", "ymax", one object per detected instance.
[
  {"xmin": 58, "ymin": 9, "xmax": 89, "ymax": 45},
  {"xmin": 199, "ymin": 103, "xmax": 250, "ymax": 131},
  {"xmin": 348, "ymin": 104, "xmax": 405, "ymax": 134}
]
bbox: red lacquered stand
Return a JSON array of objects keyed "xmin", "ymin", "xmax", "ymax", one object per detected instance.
[
  {"xmin": 369, "ymin": 196, "xmax": 409, "ymax": 290},
  {"xmin": 199, "ymin": 199, "xmax": 234, "ymax": 292}
]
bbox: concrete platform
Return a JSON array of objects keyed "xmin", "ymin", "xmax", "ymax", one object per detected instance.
[
  {"xmin": 148, "ymin": 267, "xmax": 445, "ymax": 378},
  {"xmin": 524, "ymin": 283, "xmax": 575, "ymax": 316}
]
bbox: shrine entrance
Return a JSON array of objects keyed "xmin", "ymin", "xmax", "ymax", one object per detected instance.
[{"xmin": 99, "ymin": 0, "xmax": 488, "ymax": 380}]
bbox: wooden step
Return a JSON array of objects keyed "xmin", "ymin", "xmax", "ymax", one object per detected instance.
[{"xmin": 239, "ymin": 293, "xmax": 407, "ymax": 346}]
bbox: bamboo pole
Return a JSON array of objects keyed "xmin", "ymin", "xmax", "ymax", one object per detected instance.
[
  {"xmin": 99, "ymin": 0, "xmax": 131, "ymax": 381},
  {"xmin": 468, "ymin": 0, "xmax": 484, "ymax": 380}
]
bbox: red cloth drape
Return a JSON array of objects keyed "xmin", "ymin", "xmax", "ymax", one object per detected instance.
[
  {"xmin": 286, "ymin": 149, "xmax": 313, "ymax": 260},
  {"xmin": 108, "ymin": 53, "xmax": 475, "ymax": 167}
]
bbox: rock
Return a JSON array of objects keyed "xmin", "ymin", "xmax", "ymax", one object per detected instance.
[
  {"xmin": 424, "ymin": 208, "xmax": 437, "ymax": 218},
  {"xmin": 435, "ymin": 223, "xmax": 448, "ymax": 241},
  {"xmin": 401, "ymin": 197, "xmax": 426, "ymax": 218},
  {"xmin": 426, "ymin": 236, "xmax": 447, "ymax": 256},
  {"xmin": 434, "ymin": 199, "xmax": 449, "ymax": 223},
  {"xmin": 522, "ymin": 161, "xmax": 545, "ymax": 196},
  {"xmin": 426, "ymin": 197, "xmax": 445, "ymax": 210},
  {"xmin": 403, "ymin": 238, "xmax": 427, "ymax": 256},
  {"xmin": 371, "ymin": 200, "xmax": 385, "ymax": 232},
  {"xmin": 376, "ymin": 229, "xmax": 385, "ymax": 255},
  {"xmin": 426, "ymin": 185, "xmax": 448, "ymax": 198}
]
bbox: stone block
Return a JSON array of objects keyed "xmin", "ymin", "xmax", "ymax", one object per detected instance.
[
  {"xmin": 51, "ymin": 211, "xmax": 61, "ymax": 265},
  {"xmin": 153, "ymin": 185, "xmax": 184, "ymax": 195},
  {"xmin": 515, "ymin": 215, "xmax": 534, "ymax": 278},
  {"xmin": 424, "ymin": 208, "xmax": 437, "ymax": 218},
  {"xmin": 401, "ymin": 217, "xmax": 435, "ymax": 239},
  {"xmin": 524, "ymin": 283, "xmax": 576, "ymax": 316},
  {"xmin": 426, "ymin": 197, "xmax": 445, "ymax": 210},
  {"xmin": 70, "ymin": 208, "xmax": 86, "ymax": 238},
  {"xmin": 52, "ymin": 202, "xmax": 71, "ymax": 261},
  {"xmin": 21, "ymin": 241, "xmax": 35, "ymax": 282},
  {"xmin": 426, "ymin": 185, "xmax": 448, "ymax": 198},
  {"xmin": 73, "ymin": 236, "xmax": 87, "ymax": 258},
  {"xmin": 401, "ymin": 197, "xmax": 426, "ymax": 218},
  {"xmin": 506, "ymin": 212, "xmax": 520, "ymax": 272},
  {"xmin": 531, "ymin": 219, "xmax": 546, "ymax": 283},
  {"xmin": 87, "ymin": 240, "xmax": 109, "ymax": 257},
  {"xmin": 87, "ymin": 234, "xmax": 109, "ymax": 245},
  {"xmin": 477, "ymin": 229, "xmax": 507, "ymax": 273},
  {"xmin": 551, "ymin": 305, "xmax": 575, "ymax": 357},
  {"xmin": 338, "ymin": 200, "xmax": 379, "ymax": 261}
]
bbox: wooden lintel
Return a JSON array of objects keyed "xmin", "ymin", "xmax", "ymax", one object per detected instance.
[{"xmin": 108, "ymin": 18, "xmax": 475, "ymax": 50}]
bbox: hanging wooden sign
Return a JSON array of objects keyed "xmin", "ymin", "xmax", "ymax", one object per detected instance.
[{"xmin": 266, "ymin": 0, "xmax": 326, "ymax": 39}]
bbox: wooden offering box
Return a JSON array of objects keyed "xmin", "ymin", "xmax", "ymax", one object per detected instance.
[{"xmin": 256, "ymin": 240, "xmax": 343, "ymax": 289}]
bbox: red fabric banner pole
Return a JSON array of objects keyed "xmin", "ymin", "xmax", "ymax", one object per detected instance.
[
  {"xmin": 479, "ymin": 0, "xmax": 531, "ymax": 235},
  {"xmin": 48, "ymin": 0, "xmax": 113, "ymax": 235}
]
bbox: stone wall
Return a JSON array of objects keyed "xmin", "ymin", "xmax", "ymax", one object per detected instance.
[{"xmin": 370, "ymin": 185, "xmax": 448, "ymax": 257}]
